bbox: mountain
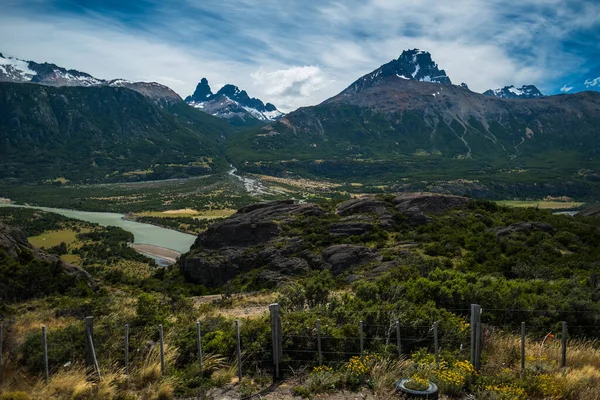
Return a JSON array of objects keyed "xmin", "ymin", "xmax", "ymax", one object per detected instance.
[
  {"xmin": 227, "ymin": 49, "xmax": 600, "ymax": 198},
  {"xmin": 185, "ymin": 77, "xmax": 283, "ymax": 126},
  {"xmin": 0, "ymin": 82, "xmax": 231, "ymax": 184},
  {"xmin": 0, "ymin": 53, "xmax": 182, "ymax": 107},
  {"xmin": 347, "ymin": 49, "xmax": 451, "ymax": 94},
  {"xmin": 483, "ymin": 85, "xmax": 544, "ymax": 99}
]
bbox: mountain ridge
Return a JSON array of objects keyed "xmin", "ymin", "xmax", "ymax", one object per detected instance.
[
  {"xmin": 185, "ymin": 77, "xmax": 283, "ymax": 125},
  {"xmin": 0, "ymin": 53, "xmax": 182, "ymax": 107},
  {"xmin": 226, "ymin": 50, "xmax": 600, "ymax": 197}
]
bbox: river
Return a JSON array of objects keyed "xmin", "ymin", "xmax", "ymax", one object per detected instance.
[{"xmin": 0, "ymin": 204, "xmax": 196, "ymax": 263}]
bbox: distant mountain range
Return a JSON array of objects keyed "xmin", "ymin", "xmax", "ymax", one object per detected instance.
[
  {"xmin": 227, "ymin": 49, "xmax": 600, "ymax": 197},
  {"xmin": 2, "ymin": 49, "xmax": 600, "ymax": 198},
  {"xmin": 483, "ymin": 85, "xmax": 544, "ymax": 99},
  {"xmin": 185, "ymin": 78, "xmax": 283, "ymax": 125},
  {"xmin": 0, "ymin": 53, "xmax": 182, "ymax": 107}
]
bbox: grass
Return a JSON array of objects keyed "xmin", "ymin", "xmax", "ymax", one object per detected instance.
[
  {"xmin": 27, "ymin": 229, "xmax": 82, "ymax": 249},
  {"xmin": 134, "ymin": 208, "xmax": 236, "ymax": 219},
  {"xmin": 495, "ymin": 200, "xmax": 585, "ymax": 209}
]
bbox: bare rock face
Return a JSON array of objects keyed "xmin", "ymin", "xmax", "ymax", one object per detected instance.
[
  {"xmin": 489, "ymin": 222, "xmax": 554, "ymax": 237},
  {"xmin": 579, "ymin": 206, "xmax": 600, "ymax": 217},
  {"xmin": 179, "ymin": 195, "xmax": 470, "ymax": 287},
  {"xmin": 393, "ymin": 192, "xmax": 469, "ymax": 224},
  {"xmin": 194, "ymin": 200, "xmax": 322, "ymax": 250},
  {"xmin": 322, "ymin": 245, "xmax": 380, "ymax": 275},
  {"xmin": 180, "ymin": 201, "xmax": 324, "ymax": 287},
  {"xmin": 336, "ymin": 198, "xmax": 390, "ymax": 216},
  {"xmin": 0, "ymin": 222, "xmax": 97, "ymax": 291}
]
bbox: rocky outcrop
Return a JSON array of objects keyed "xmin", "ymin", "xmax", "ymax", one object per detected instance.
[
  {"xmin": 393, "ymin": 192, "xmax": 469, "ymax": 224},
  {"xmin": 0, "ymin": 222, "xmax": 97, "ymax": 291},
  {"xmin": 489, "ymin": 222, "xmax": 554, "ymax": 237},
  {"xmin": 336, "ymin": 198, "xmax": 390, "ymax": 217},
  {"xmin": 193, "ymin": 200, "xmax": 321, "ymax": 249},
  {"xmin": 579, "ymin": 206, "xmax": 600, "ymax": 217},
  {"xmin": 179, "ymin": 196, "xmax": 469, "ymax": 287},
  {"xmin": 322, "ymin": 245, "xmax": 380, "ymax": 275}
]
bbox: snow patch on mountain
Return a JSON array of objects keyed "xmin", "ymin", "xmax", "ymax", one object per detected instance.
[
  {"xmin": 0, "ymin": 54, "xmax": 36, "ymax": 81},
  {"xmin": 483, "ymin": 85, "xmax": 544, "ymax": 99},
  {"xmin": 185, "ymin": 78, "xmax": 283, "ymax": 122}
]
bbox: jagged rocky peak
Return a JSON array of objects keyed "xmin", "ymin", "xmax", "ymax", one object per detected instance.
[
  {"xmin": 186, "ymin": 77, "xmax": 213, "ymax": 101},
  {"xmin": 483, "ymin": 85, "xmax": 544, "ymax": 99},
  {"xmin": 348, "ymin": 49, "xmax": 452, "ymax": 92},
  {"xmin": 460, "ymin": 82, "xmax": 470, "ymax": 90},
  {"xmin": 185, "ymin": 77, "xmax": 283, "ymax": 123}
]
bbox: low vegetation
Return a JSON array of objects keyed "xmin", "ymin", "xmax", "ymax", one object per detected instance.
[{"xmin": 1, "ymin": 200, "xmax": 600, "ymax": 398}]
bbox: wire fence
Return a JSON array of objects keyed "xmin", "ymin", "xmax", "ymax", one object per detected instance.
[{"xmin": 0, "ymin": 303, "xmax": 598, "ymax": 384}]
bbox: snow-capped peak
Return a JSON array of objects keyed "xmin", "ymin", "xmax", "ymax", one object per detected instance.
[
  {"xmin": 483, "ymin": 85, "xmax": 544, "ymax": 99},
  {"xmin": 185, "ymin": 78, "xmax": 283, "ymax": 123},
  {"xmin": 348, "ymin": 49, "xmax": 452, "ymax": 93}
]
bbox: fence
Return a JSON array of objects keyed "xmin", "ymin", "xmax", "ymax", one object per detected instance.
[{"xmin": 0, "ymin": 303, "xmax": 593, "ymax": 384}]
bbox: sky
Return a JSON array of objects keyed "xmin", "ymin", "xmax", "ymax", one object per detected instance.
[{"xmin": 1, "ymin": 0, "xmax": 599, "ymax": 112}]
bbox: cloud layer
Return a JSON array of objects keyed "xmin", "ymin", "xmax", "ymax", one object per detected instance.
[{"xmin": 1, "ymin": 0, "xmax": 599, "ymax": 111}]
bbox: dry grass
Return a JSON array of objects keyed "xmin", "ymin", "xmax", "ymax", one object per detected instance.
[{"xmin": 370, "ymin": 357, "xmax": 412, "ymax": 397}]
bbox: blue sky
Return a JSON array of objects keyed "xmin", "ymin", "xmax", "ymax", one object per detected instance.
[{"xmin": 1, "ymin": 0, "xmax": 599, "ymax": 111}]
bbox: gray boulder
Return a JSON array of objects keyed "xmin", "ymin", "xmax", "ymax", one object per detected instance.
[
  {"xmin": 393, "ymin": 192, "xmax": 469, "ymax": 224},
  {"xmin": 490, "ymin": 222, "xmax": 554, "ymax": 237},
  {"xmin": 322, "ymin": 244, "xmax": 379, "ymax": 275}
]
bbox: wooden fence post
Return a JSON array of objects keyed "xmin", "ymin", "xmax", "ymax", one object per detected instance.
[
  {"xmin": 396, "ymin": 320, "xmax": 401, "ymax": 357},
  {"xmin": 269, "ymin": 304, "xmax": 282, "ymax": 381},
  {"xmin": 521, "ymin": 322, "xmax": 526, "ymax": 373},
  {"xmin": 359, "ymin": 320, "xmax": 364, "ymax": 357},
  {"xmin": 561, "ymin": 321, "xmax": 567, "ymax": 368},
  {"xmin": 317, "ymin": 319, "xmax": 322, "ymax": 366},
  {"xmin": 86, "ymin": 323, "xmax": 101, "ymax": 380},
  {"xmin": 470, "ymin": 304, "xmax": 477, "ymax": 366},
  {"xmin": 159, "ymin": 324, "xmax": 165, "ymax": 376},
  {"xmin": 433, "ymin": 322, "xmax": 439, "ymax": 368},
  {"xmin": 124, "ymin": 324, "xmax": 129, "ymax": 375},
  {"xmin": 42, "ymin": 325, "xmax": 49, "ymax": 383},
  {"xmin": 0, "ymin": 323, "xmax": 3, "ymax": 384},
  {"xmin": 475, "ymin": 306, "xmax": 482, "ymax": 370},
  {"xmin": 196, "ymin": 321, "xmax": 203, "ymax": 373},
  {"xmin": 235, "ymin": 320, "xmax": 242, "ymax": 382},
  {"xmin": 85, "ymin": 317, "xmax": 94, "ymax": 369}
]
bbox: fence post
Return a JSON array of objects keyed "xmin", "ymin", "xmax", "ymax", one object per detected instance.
[
  {"xmin": 475, "ymin": 306, "xmax": 482, "ymax": 370},
  {"xmin": 521, "ymin": 322, "xmax": 525, "ymax": 373},
  {"xmin": 269, "ymin": 303, "xmax": 282, "ymax": 381},
  {"xmin": 396, "ymin": 320, "xmax": 401, "ymax": 357},
  {"xmin": 0, "ymin": 323, "xmax": 3, "ymax": 384},
  {"xmin": 159, "ymin": 324, "xmax": 165, "ymax": 376},
  {"xmin": 86, "ymin": 323, "xmax": 101, "ymax": 380},
  {"xmin": 561, "ymin": 321, "xmax": 567, "ymax": 368},
  {"xmin": 470, "ymin": 304, "xmax": 476, "ymax": 366},
  {"xmin": 85, "ymin": 316, "xmax": 94, "ymax": 369},
  {"xmin": 124, "ymin": 324, "xmax": 129, "ymax": 375},
  {"xmin": 196, "ymin": 321, "xmax": 203, "ymax": 374},
  {"xmin": 317, "ymin": 319, "xmax": 322, "ymax": 366},
  {"xmin": 433, "ymin": 322, "xmax": 439, "ymax": 368},
  {"xmin": 42, "ymin": 325, "xmax": 49, "ymax": 383},
  {"xmin": 235, "ymin": 320, "xmax": 242, "ymax": 382},
  {"xmin": 359, "ymin": 320, "xmax": 364, "ymax": 357}
]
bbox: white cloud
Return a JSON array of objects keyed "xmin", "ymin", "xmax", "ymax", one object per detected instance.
[
  {"xmin": 251, "ymin": 66, "xmax": 334, "ymax": 111},
  {"xmin": 0, "ymin": 0, "xmax": 598, "ymax": 113},
  {"xmin": 560, "ymin": 84, "xmax": 574, "ymax": 92},
  {"xmin": 584, "ymin": 77, "xmax": 600, "ymax": 87}
]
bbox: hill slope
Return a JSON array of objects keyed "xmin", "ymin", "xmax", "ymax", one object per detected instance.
[{"xmin": 0, "ymin": 82, "xmax": 231, "ymax": 183}]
